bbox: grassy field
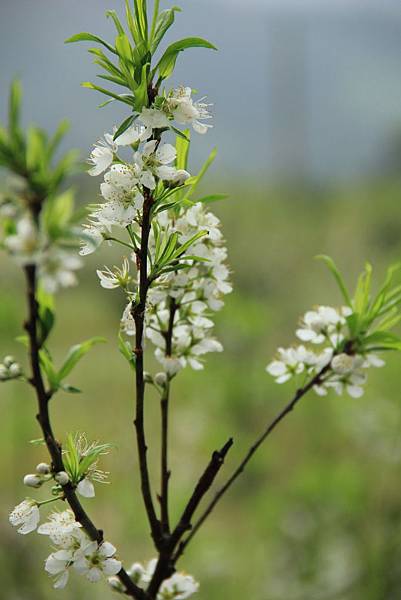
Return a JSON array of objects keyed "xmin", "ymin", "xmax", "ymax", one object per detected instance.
[{"xmin": 1, "ymin": 177, "xmax": 401, "ymax": 599}]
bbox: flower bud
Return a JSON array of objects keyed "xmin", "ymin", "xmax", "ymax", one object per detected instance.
[
  {"xmin": 3, "ymin": 356, "xmax": 15, "ymax": 368},
  {"xmin": 108, "ymin": 576, "xmax": 124, "ymax": 592},
  {"xmin": 23, "ymin": 473, "xmax": 43, "ymax": 488},
  {"xmin": 55, "ymin": 471, "xmax": 70, "ymax": 485},
  {"xmin": 0, "ymin": 365, "xmax": 9, "ymax": 380},
  {"xmin": 155, "ymin": 372, "xmax": 168, "ymax": 387},
  {"xmin": 331, "ymin": 353, "xmax": 355, "ymax": 375},
  {"xmin": 143, "ymin": 371, "xmax": 153, "ymax": 384},
  {"xmin": 36, "ymin": 462, "xmax": 50, "ymax": 475},
  {"xmin": 9, "ymin": 363, "xmax": 21, "ymax": 377}
]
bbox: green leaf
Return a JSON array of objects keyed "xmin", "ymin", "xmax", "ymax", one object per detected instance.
[
  {"xmin": 57, "ymin": 337, "xmax": 106, "ymax": 382},
  {"xmin": 39, "ymin": 348, "xmax": 58, "ymax": 390},
  {"xmin": 176, "ymin": 129, "xmax": 190, "ymax": 170},
  {"xmin": 134, "ymin": 63, "xmax": 149, "ymax": 111},
  {"xmin": 106, "ymin": 9, "xmax": 126, "ymax": 35},
  {"xmin": 47, "ymin": 119, "xmax": 70, "ymax": 161},
  {"xmin": 170, "ymin": 126, "xmax": 190, "ymax": 142},
  {"xmin": 134, "ymin": 0, "xmax": 148, "ymax": 43},
  {"xmin": 118, "ymin": 333, "xmax": 136, "ymax": 371},
  {"xmin": 353, "ymin": 263, "xmax": 372, "ymax": 316},
  {"xmin": 26, "ymin": 126, "xmax": 46, "ymax": 171},
  {"xmin": 8, "ymin": 79, "xmax": 22, "ymax": 136},
  {"xmin": 113, "ymin": 114, "xmax": 137, "ymax": 142},
  {"xmin": 65, "ymin": 32, "xmax": 116, "ymax": 55},
  {"xmin": 37, "ymin": 287, "xmax": 55, "ymax": 345},
  {"xmin": 183, "ymin": 147, "xmax": 217, "ymax": 202},
  {"xmin": 155, "ymin": 37, "xmax": 217, "ymax": 81},
  {"xmin": 42, "ymin": 189, "xmax": 75, "ymax": 240},
  {"xmin": 197, "ymin": 193, "xmax": 229, "ymax": 204},
  {"xmin": 81, "ymin": 82, "xmax": 136, "ymax": 107},
  {"xmin": 171, "ymin": 231, "xmax": 208, "ymax": 260},
  {"xmin": 61, "ymin": 384, "xmax": 82, "ymax": 394},
  {"xmin": 151, "ymin": 6, "xmax": 182, "ymax": 53},
  {"xmin": 316, "ymin": 255, "xmax": 352, "ymax": 307}
]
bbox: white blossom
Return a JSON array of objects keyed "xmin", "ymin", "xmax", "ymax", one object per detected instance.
[
  {"xmin": 9, "ymin": 499, "xmax": 40, "ymax": 534},
  {"xmin": 73, "ymin": 540, "xmax": 121, "ymax": 582},
  {"xmin": 97, "ymin": 258, "xmax": 130, "ymax": 290},
  {"xmin": 167, "ymin": 86, "xmax": 213, "ymax": 135},
  {"xmin": 134, "ymin": 141, "xmax": 181, "ymax": 190},
  {"xmin": 4, "ymin": 215, "xmax": 41, "ymax": 264},
  {"xmin": 38, "ymin": 509, "xmax": 82, "ymax": 548},
  {"xmin": 38, "ymin": 250, "xmax": 81, "ymax": 294},
  {"xmin": 79, "ymin": 224, "xmax": 106, "ymax": 256},
  {"xmin": 88, "ymin": 132, "xmax": 117, "ymax": 176},
  {"xmin": 115, "ymin": 123, "xmax": 151, "ymax": 146},
  {"xmin": 267, "ymin": 304, "xmax": 386, "ymax": 398},
  {"xmin": 139, "ymin": 107, "xmax": 170, "ymax": 130},
  {"xmin": 77, "ymin": 478, "xmax": 95, "ymax": 498},
  {"xmin": 158, "ymin": 572, "xmax": 199, "ymax": 599},
  {"xmin": 44, "ymin": 528, "xmax": 88, "ymax": 589}
]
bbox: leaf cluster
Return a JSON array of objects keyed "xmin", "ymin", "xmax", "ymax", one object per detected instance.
[
  {"xmin": 319, "ymin": 255, "xmax": 401, "ymax": 354},
  {"xmin": 0, "ymin": 81, "xmax": 79, "ymax": 201},
  {"xmin": 66, "ymin": 1, "xmax": 216, "ymax": 135}
]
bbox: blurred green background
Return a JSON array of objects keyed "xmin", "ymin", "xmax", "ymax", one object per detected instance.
[
  {"xmin": 1, "ymin": 179, "xmax": 401, "ymax": 599},
  {"xmin": 2, "ymin": 0, "xmax": 401, "ymax": 598}
]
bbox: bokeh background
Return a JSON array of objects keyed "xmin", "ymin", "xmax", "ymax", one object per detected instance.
[{"xmin": 1, "ymin": 1, "xmax": 401, "ymax": 598}]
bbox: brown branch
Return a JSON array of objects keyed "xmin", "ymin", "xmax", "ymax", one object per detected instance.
[
  {"xmin": 172, "ymin": 364, "xmax": 332, "ymax": 563},
  {"xmin": 147, "ymin": 438, "xmax": 233, "ymax": 597},
  {"xmin": 132, "ymin": 190, "xmax": 162, "ymax": 549},
  {"xmin": 159, "ymin": 298, "xmax": 178, "ymax": 535},
  {"xmin": 23, "ymin": 264, "xmax": 149, "ymax": 600}
]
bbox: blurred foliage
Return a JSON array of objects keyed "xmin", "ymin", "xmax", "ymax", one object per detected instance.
[{"xmin": 1, "ymin": 176, "xmax": 401, "ymax": 599}]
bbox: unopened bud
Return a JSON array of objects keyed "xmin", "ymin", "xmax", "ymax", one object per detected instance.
[
  {"xmin": 331, "ymin": 353, "xmax": 355, "ymax": 375},
  {"xmin": 0, "ymin": 366, "xmax": 8, "ymax": 380},
  {"xmin": 36, "ymin": 462, "xmax": 50, "ymax": 475},
  {"xmin": 143, "ymin": 372, "xmax": 153, "ymax": 384},
  {"xmin": 108, "ymin": 576, "xmax": 124, "ymax": 592},
  {"xmin": 3, "ymin": 356, "xmax": 15, "ymax": 368},
  {"xmin": 54, "ymin": 471, "xmax": 69, "ymax": 485},
  {"xmin": 9, "ymin": 363, "xmax": 21, "ymax": 377},
  {"xmin": 155, "ymin": 372, "xmax": 168, "ymax": 387},
  {"xmin": 23, "ymin": 473, "xmax": 43, "ymax": 488}
]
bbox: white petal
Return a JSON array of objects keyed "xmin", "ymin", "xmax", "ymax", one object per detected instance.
[
  {"xmin": 99, "ymin": 541, "xmax": 117, "ymax": 558},
  {"xmin": 54, "ymin": 571, "xmax": 69, "ymax": 589},
  {"xmin": 77, "ymin": 478, "xmax": 95, "ymax": 498},
  {"xmin": 86, "ymin": 567, "xmax": 103, "ymax": 583},
  {"xmin": 102, "ymin": 558, "xmax": 122, "ymax": 576},
  {"xmin": 140, "ymin": 170, "xmax": 156, "ymax": 190},
  {"xmin": 156, "ymin": 143, "xmax": 176, "ymax": 165}
]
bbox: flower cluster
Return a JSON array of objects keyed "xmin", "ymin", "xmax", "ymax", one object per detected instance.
[
  {"xmin": 2, "ymin": 212, "xmax": 81, "ymax": 294},
  {"xmin": 0, "ymin": 355, "xmax": 22, "ymax": 381},
  {"xmin": 109, "ymin": 558, "xmax": 199, "ymax": 599},
  {"xmin": 266, "ymin": 305, "xmax": 385, "ymax": 398},
  {"xmin": 141, "ymin": 86, "xmax": 213, "ymax": 135},
  {"xmin": 9, "ymin": 505, "xmax": 121, "ymax": 589},
  {"xmin": 103, "ymin": 201, "xmax": 231, "ymax": 376},
  {"xmin": 143, "ymin": 203, "xmax": 232, "ymax": 375},
  {"xmin": 80, "ymin": 85, "xmax": 212, "ymax": 255}
]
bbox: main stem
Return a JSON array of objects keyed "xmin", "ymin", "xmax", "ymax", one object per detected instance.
[
  {"xmin": 132, "ymin": 189, "xmax": 162, "ymax": 548},
  {"xmin": 172, "ymin": 364, "xmax": 332, "ymax": 562},
  {"xmin": 24, "ymin": 264, "xmax": 148, "ymax": 600},
  {"xmin": 159, "ymin": 298, "xmax": 177, "ymax": 535}
]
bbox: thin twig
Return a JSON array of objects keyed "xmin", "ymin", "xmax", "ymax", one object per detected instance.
[
  {"xmin": 147, "ymin": 438, "xmax": 233, "ymax": 597},
  {"xmin": 172, "ymin": 364, "xmax": 332, "ymax": 563}
]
